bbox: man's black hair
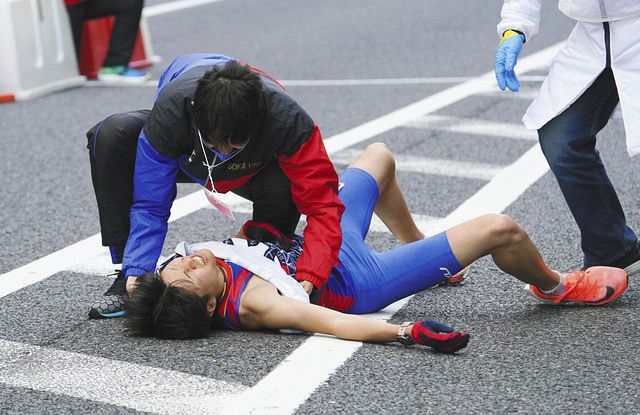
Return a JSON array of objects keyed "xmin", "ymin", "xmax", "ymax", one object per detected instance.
[
  {"xmin": 125, "ymin": 273, "xmax": 212, "ymax": 340},
  {"xmin": 193, "ymin": 60, "xmax": 265, "ymax": 149}
]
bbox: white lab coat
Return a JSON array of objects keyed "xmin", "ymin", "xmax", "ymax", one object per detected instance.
[{"xmin": 498, "ymin": 0, "xmax": 640, "ymax": 156}]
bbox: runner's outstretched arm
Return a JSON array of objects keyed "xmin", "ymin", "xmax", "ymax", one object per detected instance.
[{"xmin": 240, "ymin": 280, "xmax": 469, "ymax": 353}]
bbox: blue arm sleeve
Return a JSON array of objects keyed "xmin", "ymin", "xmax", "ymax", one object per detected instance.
[{"xmin": 122, "ymin": 130, "xmax": 179, "ymax": 277}]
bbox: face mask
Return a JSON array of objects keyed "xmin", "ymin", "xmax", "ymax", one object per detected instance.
[
  {"xmin": 209, "ymin": 147, "xmax": 242, "ymax": 161},
  {"xmin": 197, "ymin": 129, "xmax": 246, "ymax": 164}
]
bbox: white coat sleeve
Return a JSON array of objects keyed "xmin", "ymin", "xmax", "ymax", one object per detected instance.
[{"xmin": 497, "ymin": 0, "xmax": 541, "ymax": 42}]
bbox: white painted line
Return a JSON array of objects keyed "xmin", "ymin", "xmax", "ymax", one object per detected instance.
[
  {"xmin": 367, "ymin": 213, "xmax": 440, "ymax": 235},
  {"xmin": 0, "ymin": 190, "xmax": 243, "ymax": 298},
  {"xmin": 483, "ymin": 88, "xmax": 541, "ymax": 100},
  {"xmin": 84, "ymin": 79, "xmax": 158, "ymax": 87},
  {"xmin": 143, "ymin": 0, "xmax": 224, "ymax": 17},
  {"xmin": 321, "ymin": 44, "xmax": 559, "ymax": 155},
  {"xmin": 284, "ymin": 75, "xmax": 547, "ymax": 87},
  {"xmin": 332, "ymin": 148, "xmax": 503, "ymax": 181},
  {"xmin": 84, "ymin": 76, "xmax": 547, "ymax": 89},
  {"xmin": 519, "ymin": 75, "xmax": 547, "ymax": 82},
  {"xmin": 431, "ymin": 143, "xmax": 549, "ymax": 234},
  {"xmin": 281, "ymin": 77, "xmax": 474, "ymax": 86},
  {"xmin": 405, "ymin": 114, "xmax": 538, "ymax": 141},
  {"xmin": 0, "ymin": 339, "xmax": 246, "ymax": 415},
  {"xmin": 220, "ymin": 296, "xmax": 411, "ymax": 415}
]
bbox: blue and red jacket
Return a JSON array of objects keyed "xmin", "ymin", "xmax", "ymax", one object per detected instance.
[{"xmin": 123, "ymin": 54, "xmax": 344, "ymax": 290}]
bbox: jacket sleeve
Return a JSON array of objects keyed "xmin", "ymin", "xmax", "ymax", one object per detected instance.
[
  {"xmin": 497, "ymin": 0, "xmax": 541, "ymax": 41},
  {"xmin": 277, "ymin": 125, "xmax": 344, "ymax": 290},
  {"xmin": 122, "ymin": 130, "xmax": 179, "ymax": 277}
]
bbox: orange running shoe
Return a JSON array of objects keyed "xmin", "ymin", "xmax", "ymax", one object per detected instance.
[
  {"xmin": 438, "ymin": 265, "xmax": 471, "ymax": 287},
  {"xmin": 524, "ymin": 266, "xmax": 628, "ymax": 306}
]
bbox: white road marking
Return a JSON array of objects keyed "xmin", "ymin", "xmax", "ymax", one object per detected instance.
[
  {"xmin": 332, "ymin": 148, "xmax": 503, "ymax": 181},
  {"xmin": 405, "ymin": 114, "xmax": 537, "ymax": 141},
  {"xmin": 431, "ymin": 143, "xmax": 549, "ymax": 234},
  {"xmin": 84, "ymin": 76, "xmax": 547, "ymax": 89},
  {"xmin": 367, "ymin": 213, "xmax": 440, "ymax": 235},
  {"xmin": 281, "ymin": 77, "xmax": 475, "ymax": 86},
  {"xmin": 0, "ymin": 41, "xmax": 562, "ymax": 413},
  {"xmin": 320, "ymin": 44, "xmax": 559, "ymax": 155},
  {"xmin": 220, "ymin": 297, "xmax": 411, "ymax": 415},
  {"xmin": 482, "ymin": 87, "xmax": 541, "ymax": 100},
  {"xmin": 518, "ymin": 75, "xmax": 546, "ymax": 82},
  {"xmin": 0, "ymin": 339, "xmax": 246, "ymax": 415},
  {"xmin": 0, "ymin": 190, "xmax": 229, "ymax": 298},
  {"xmin": 143, "ymin": 0, "xmax": 225, "ymax": 17}
]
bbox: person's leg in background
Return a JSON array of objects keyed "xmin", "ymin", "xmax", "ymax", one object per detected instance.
[
  {"xmin": 64, "ymin": 1, "xmax": 89, "ymax": 58},
  {"xmin": 66, "ymin": 0, "xmax": 149, "ymax": 82},
  {"xmin": 538, "ymin": 67, "xmax": 640, "ymax": 275},
  {"xmin": 84, "ymin": 0, "xmax": 144, "ymax": 67}
]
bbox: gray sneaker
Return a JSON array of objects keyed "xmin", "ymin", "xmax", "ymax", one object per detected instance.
[{"xmin": 88, "ymin": 271, "xmax": 127, "ymax": 319}]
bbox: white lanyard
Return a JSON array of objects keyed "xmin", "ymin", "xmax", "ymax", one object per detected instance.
[{"xmin": 198, "ymin": 130, "xmax": 241, "ymax": 220}]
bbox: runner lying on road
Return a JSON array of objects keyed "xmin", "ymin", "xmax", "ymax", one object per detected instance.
[{"xmin": 125, "ymin": 143, "xmax": 628, "ymax": 353}]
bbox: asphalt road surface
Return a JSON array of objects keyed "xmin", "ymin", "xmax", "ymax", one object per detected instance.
[{"xmin": 1, "ymin": 1, "xmax": 639, "ymax": 414}]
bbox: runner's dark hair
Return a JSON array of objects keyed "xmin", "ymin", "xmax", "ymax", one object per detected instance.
[{"xmin": 125, "ymin": 273, "xmax": 211, "ymax": 339}]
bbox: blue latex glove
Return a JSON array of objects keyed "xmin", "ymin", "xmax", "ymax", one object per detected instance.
[{"xmin": 495, "ymin": 30, "xmax": 525, "ymax": 92}]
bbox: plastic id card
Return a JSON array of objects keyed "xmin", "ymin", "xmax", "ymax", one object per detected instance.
[{"xmin": 204, "ymin": 188, "xmax": 236, "ymax": 221}]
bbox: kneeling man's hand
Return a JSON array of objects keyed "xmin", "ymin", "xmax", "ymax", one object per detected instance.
[
  {"xmin": 126, "ymin": 276, "xmax": 139, "ymax": 295},
  {"xmin": 299, "ymin": 280, "xmax": 314, "ymax": 295}
]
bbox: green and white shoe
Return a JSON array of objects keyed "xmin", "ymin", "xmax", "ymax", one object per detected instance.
[{"xmin": 97, "ymin": 65, "xmax": 151, "ymax": 84}]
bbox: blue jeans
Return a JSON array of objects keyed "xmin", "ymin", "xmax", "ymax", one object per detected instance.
[{"xmin": 538, "ymin": 67, "xmax": 638, "ymax": 267}]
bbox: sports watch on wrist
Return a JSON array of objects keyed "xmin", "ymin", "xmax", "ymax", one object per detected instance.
[{"xmin": 396, "ymin": 321, "xmax": 414, "ymax": 346}]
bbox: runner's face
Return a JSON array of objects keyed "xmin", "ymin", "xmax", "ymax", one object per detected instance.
[{"xmin": 160, "ymin": 250, "xmax": 220, "ymax": 298}]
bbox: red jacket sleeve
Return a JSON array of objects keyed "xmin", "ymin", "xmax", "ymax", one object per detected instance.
[{"xmin": 277, "ymin": 125, "xmax": 344, "ymax": 290}]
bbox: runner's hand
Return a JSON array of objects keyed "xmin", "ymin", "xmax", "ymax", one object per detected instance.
[{"xmin": 411, "ymin": 320, "xmax": 470, "ymax": 353}]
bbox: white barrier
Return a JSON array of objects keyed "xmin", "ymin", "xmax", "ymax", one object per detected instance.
[{"xmin": 0, "ymin": 0, "xmax": 86, "ymax": 103}]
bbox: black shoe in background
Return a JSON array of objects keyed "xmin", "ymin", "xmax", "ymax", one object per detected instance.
[{"xmin": 600, "ymin": 245, "xmax": 640, "ymax": 277}]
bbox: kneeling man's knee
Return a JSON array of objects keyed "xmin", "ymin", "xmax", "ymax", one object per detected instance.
[{"xmin": 87, "ymin": 112, "xmax": 146, "ymax": 158}]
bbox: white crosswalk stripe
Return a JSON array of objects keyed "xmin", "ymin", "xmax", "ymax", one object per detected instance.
[
  {"xmin": 0, "ymin": 339, "xmax": 246, "ymax": 415},
  {"xmin": 405, "ymin": 114, "xmax": 538, "ymax": 141},
  {"xmin": 332, "ymin": 148, "xmax": 504, "ymax": 181}
]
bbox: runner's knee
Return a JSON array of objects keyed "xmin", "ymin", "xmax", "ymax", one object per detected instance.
[
  {"xmin": 484, "ymin": 214, "xmax": 525, "ymax": 247},
  {"xmin": 358, "ymin": 143, "xmax": 396, "ymax": 189},
  {"xmin": 365, "ymin": 142, "xmax": 395, "ymax": 171}
]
